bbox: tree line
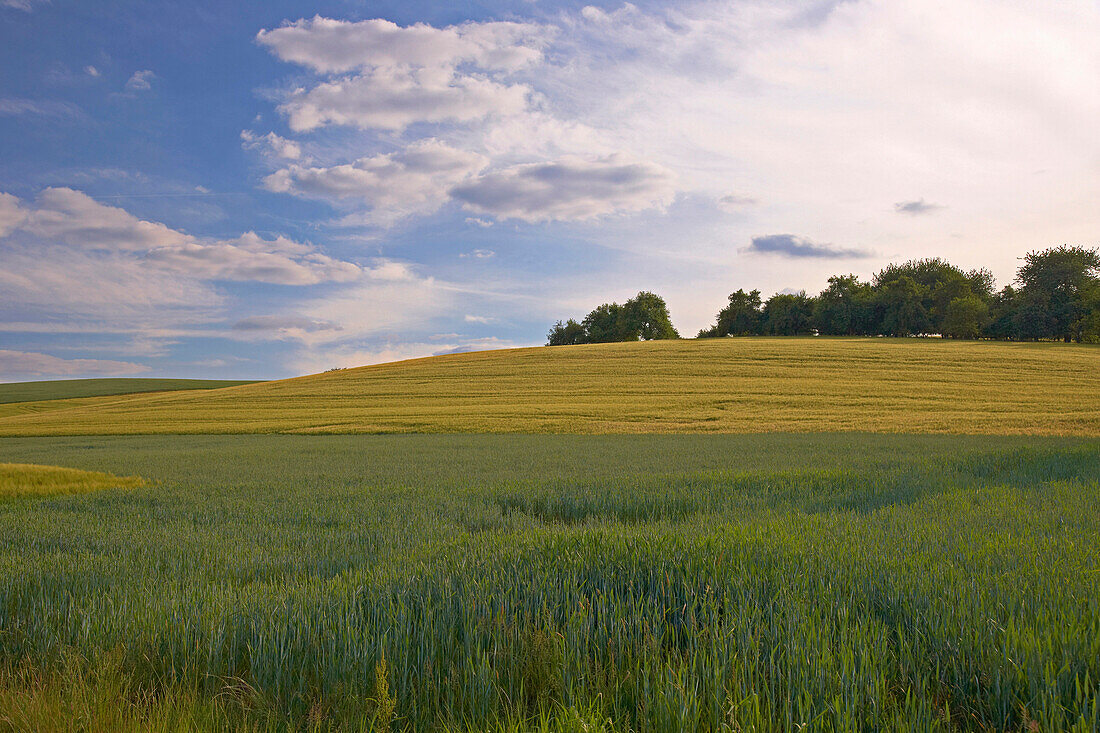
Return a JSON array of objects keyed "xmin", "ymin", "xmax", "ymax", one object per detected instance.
[{"xmin": 547, "ymin": 245, "xmax": 1100, "ymax": 345}]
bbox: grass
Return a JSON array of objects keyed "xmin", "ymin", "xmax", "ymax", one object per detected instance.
[
  {"xmin": 0, "ymin": 338, "xmax": 1097, "ymax": 437},
  {"xmin": 0, "ymin": 378, "xmax": 258, "ymax": 405},
  {"xmin": 0, "ymin": 434, "xmax": 1096, "ymax": 730},
  {"xmin": 0, "ymin": 462, "xmax": 144, "ymax": 499}
]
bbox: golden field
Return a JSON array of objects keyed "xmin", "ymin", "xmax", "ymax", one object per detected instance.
[
  {"xmin": 0, "ymin": 462, "xmax": 144, "ymax": 498},
  {"xmin": 0, "ymin": 337, "xmax": 1097, "ymax": 436}
]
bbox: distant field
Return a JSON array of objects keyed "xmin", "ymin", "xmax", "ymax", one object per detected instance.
[
  {"xmin": 0, "ymin": 338, "xmax": 1097, "ymax": 436},
  {"xmin": 0, "ymin": 434, "xmax": 1096, "ymax": 730},
  {"xmin": 0, "ymin": 378, "xmax": 257, "ymax": 404}
]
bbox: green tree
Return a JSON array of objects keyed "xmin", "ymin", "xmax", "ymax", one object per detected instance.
[
  {"xmin": 581, "ymin": 302, "xmax": 630, "ymax": 343},
  {"xmin": 877, "ymin": 276, "xmax": 931, "ymax": 337},
  {"xmin": 762, "ymin": 292, "xmax": 816, "ymax": 335},
  {"xmin": 1014, "ymin": 245, "xmax": 1100, "ymax": 342},
  {"xmin": 814, "ymin": 275, "xmax": 875, "ymax": 335},
  {"xmin": 623, "ymin": 291, "xmax": 680, "ymax": 340},
  {"xmin": 546, "ymin": 319, "xmax": 587, "ymax": 346},
  {"xmin": 699, "ymin": 289, "xmax": 763, "ymax": 337},
  {"xmin": 873, "ymin": 258, "xmax": 990, "ymax": 334},
  {"xmin": 983, "ymin": 286, "xmax": 1021, "ymax": 340},
  {"xmin": 941, "ymin": 295, "xmax": 989, "ymax": 339}
]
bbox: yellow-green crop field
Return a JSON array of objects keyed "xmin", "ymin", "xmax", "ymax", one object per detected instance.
[
  {"xmin": 1, "ymin": 337, "xmax": 1098, "ymax": 436},
  {"xmin": 1, "ymin": 339, "xmax": 1099, "ymax": 731},
  {"xmin": 0, "ymin": 462, "xmax": 144, "ymax": 499}
]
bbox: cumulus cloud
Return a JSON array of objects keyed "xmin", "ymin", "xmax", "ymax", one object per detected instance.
[
  {"xmin": 124, "ymin": 70, "xmax": 155, "ymax": 92},
  {"xmin": 25, "ymin": 187, "xmax": 193, "ymax": 250},
  {"xmin": 266, "ymin": 139, "xmax": 487, "ymax": 225},
  {"xmin": 240, "ymin": 130, "xmax": 302, "ymax": 160},
  {"xmin": 256, "ymin": 16, "xmax": 549, "ymax": 74},
  {"xmin": 280, "ymin": 67, "xmax": 530, "ymax": 133},
  {"xmin": 895, "ymin": 199, "xmax": 945, "ymax": 215},
  {"xmin": 259, "ymin": 16, "xmax": 547, "ymax": 133},
  {"xmin": 145, "ymin": 232, "xmax": 361, "ymax": 285},
  {"xmin": 452, "ymin": 155, "xmax": 676, "ymax": 223},
  {"xmin": 746, "ymin": 234, "xmax": 870, "ymax": 259},
  {"xmin": 0, "ymin": 187, "xmax": 367, "ymax": 340},
  {"xmin": 0, "ymin": 193, "xmax": 26, "ymax": 237},
  {"xmin": 0, "ymin": 349, "xmax": 150, "ymax": 379},
  {"xmin": 13, "ymin": 188, "xmax": 360, "ymax": 284}
]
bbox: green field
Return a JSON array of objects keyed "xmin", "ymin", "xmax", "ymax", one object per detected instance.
[
  {"xmin": 0, "ymin": 338, "xmax": 1098, "ymax": 436},
  {"xmin": 0, "ymin": 378, "xmax": 258, "ymax": 405},
  {"xmin": 0, "ymin": 434, "xmax": 1097, "ymax": 731}
]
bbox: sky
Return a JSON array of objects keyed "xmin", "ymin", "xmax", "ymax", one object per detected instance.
[{"xmin": 1, "ymin": 0, "xmax": 1098, "ymax": 381}]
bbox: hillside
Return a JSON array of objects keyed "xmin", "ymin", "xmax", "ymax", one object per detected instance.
[
  {"xmin": 0, "ymin": 338, "xmax": 1097, "ymax": 436},
  {"xmin": 0, "ymin": 378, "xmax": 258, "ymax": 404}
]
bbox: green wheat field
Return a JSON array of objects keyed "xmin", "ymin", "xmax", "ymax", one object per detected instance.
[{"xmin": 0, "ymin": 340, "xmax": 1098, "ymax": 731}]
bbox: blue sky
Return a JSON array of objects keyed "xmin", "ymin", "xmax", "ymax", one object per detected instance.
[{"xmin": 2, "ymin": 0, "xmax": 1098, "ymax": 380}]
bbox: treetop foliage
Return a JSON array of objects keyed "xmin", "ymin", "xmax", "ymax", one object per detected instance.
[
  {"xmin": 547, "ymin": 246, "xmax": 1100, "ymax": 345},
  {"xmin": 548, "ymin": 291, "xmax": 679, "ymax": 346}
]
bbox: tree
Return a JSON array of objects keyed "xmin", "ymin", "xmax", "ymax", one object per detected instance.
[
  {"xmin": 699, "ymin": 289, "xmax": 763, "ymax": 337},
  {"xmin": 814, "ymin": 275, "xmax": 875, "ymax": 335},
  {"xmin": 873, "ymin": 258, "xmax": 990, "ymax": 334},
  {"xmin": 984, "ymin": 286, "xmax": 1021, "ymax": 340},
  {"xmin": 1014, "ymin": 245, "xmax": 1100, "ymax": 342},
  {"xmin": 546, "ymin": 319, "xmax": 587, "ymax": 346},
  {"xmin": 877, "ymin": 276, "xmax": 931, "ymax": 337},
  {"xmin": 623, "ymin": 291, "xmax": 680, "ymax": 340},
  {"xmin": 582, "ymin": 303, "xmax": 630, "ymax": 343},
  {"xmin": 941, "ymin": 295, "xmax": 989, "ymax": 339},
  {"xmin": 546, "ymin": 291, "xmax": 680, "ymax": 345},
  {"xmin": 762, "ymin": 292, "xmax": 816, "ymax": 335}
]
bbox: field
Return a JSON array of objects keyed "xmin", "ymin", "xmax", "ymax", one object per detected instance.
[
  {"xmin": 0, "ymin": 378, "xmax": 258, "ymax": 405},
  {"xmin": 0, "ymin": 434, "xmax": 1097, "ymax": 731},
  {"xmin": 0, "ymin": 339, "xmax": 1098, "ymax": 436},
  {"xmin": 0, "ymin": 379, "xmax": 259, "ymax": 422}
]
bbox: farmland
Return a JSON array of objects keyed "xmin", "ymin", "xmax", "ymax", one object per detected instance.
[
  {"xmin": 1, "ymin": 338, "xmax": 1099, "ymax": 436},
  {"xmin": 0, "ymin": 378, "xmax": 258, "ymax": 405},
  {"xmin": 0, "ymin": 433, "xmax": 1098, "ymax": 731}
]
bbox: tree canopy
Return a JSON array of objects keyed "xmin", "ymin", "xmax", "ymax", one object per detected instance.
[
  {"xmin": 548, "ymin": 291, "xmax": 680, "ymax": 346},
  {"xmin": 694, "ymin": 246, "xmax": 1100, "ymax": 343},
  {"xmin": 548, "ymin": 246, "xmax": 1100, "ymax": 347}
]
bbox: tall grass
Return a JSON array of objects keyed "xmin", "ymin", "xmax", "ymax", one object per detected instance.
[{"xmin": 0, "ymin": 434, "xmax": 1096, "ymax": 730}]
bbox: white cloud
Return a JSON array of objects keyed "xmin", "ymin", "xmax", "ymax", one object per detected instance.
[
  {"xmin": 452, "ymin": 154, "xmax": 676, "ymax": 222},
  {"xmin": 240, "ymin": 130, "xmax": 302, "ymax": 160},
  {"xmin": 145, "ymin": 232, "xmax": 362, "ymax": 285},
  {"xmin": 13, "ymin": 188, "xmax": 361, "ymax": 285},
  {"xmin": 25, "ymin": 187, "xmax": 193, "ymax": 251},
  {"xmin": 0, "ymin": 349, "xmax": 150, "ymax": 379},
  {"xmin": 256, "ymin": 16, "xmax": 549, "ymax": 74},
  {"xmin": 84, "ymin": 65, "xmax": 100, "ymax": 77},
  {"xmin": 259, "ymin": 16, "xmax": 549, "ymax": 133},
  {"xmin": 125, "ymin": 70, "xmax": 155, "ymax": 92},
  {"xmin": 280, "ymin": 67, "xmax": 530, "ymax": 132},
  {"xmin": 266, "ymin": 139, "xmax": 488, "ymax": 226},
  {"xmin": 0, "ymin": 193, "xmax": 26, "ymax": 238}
]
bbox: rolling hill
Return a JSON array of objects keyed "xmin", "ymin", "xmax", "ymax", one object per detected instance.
[
  {"xmin": 0, "ymin": 338, "xmax": 1097, "ymax": 436},
  {"xmin": 0, "ymin": 378, "xmax": 257, "ymax": 404}
]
